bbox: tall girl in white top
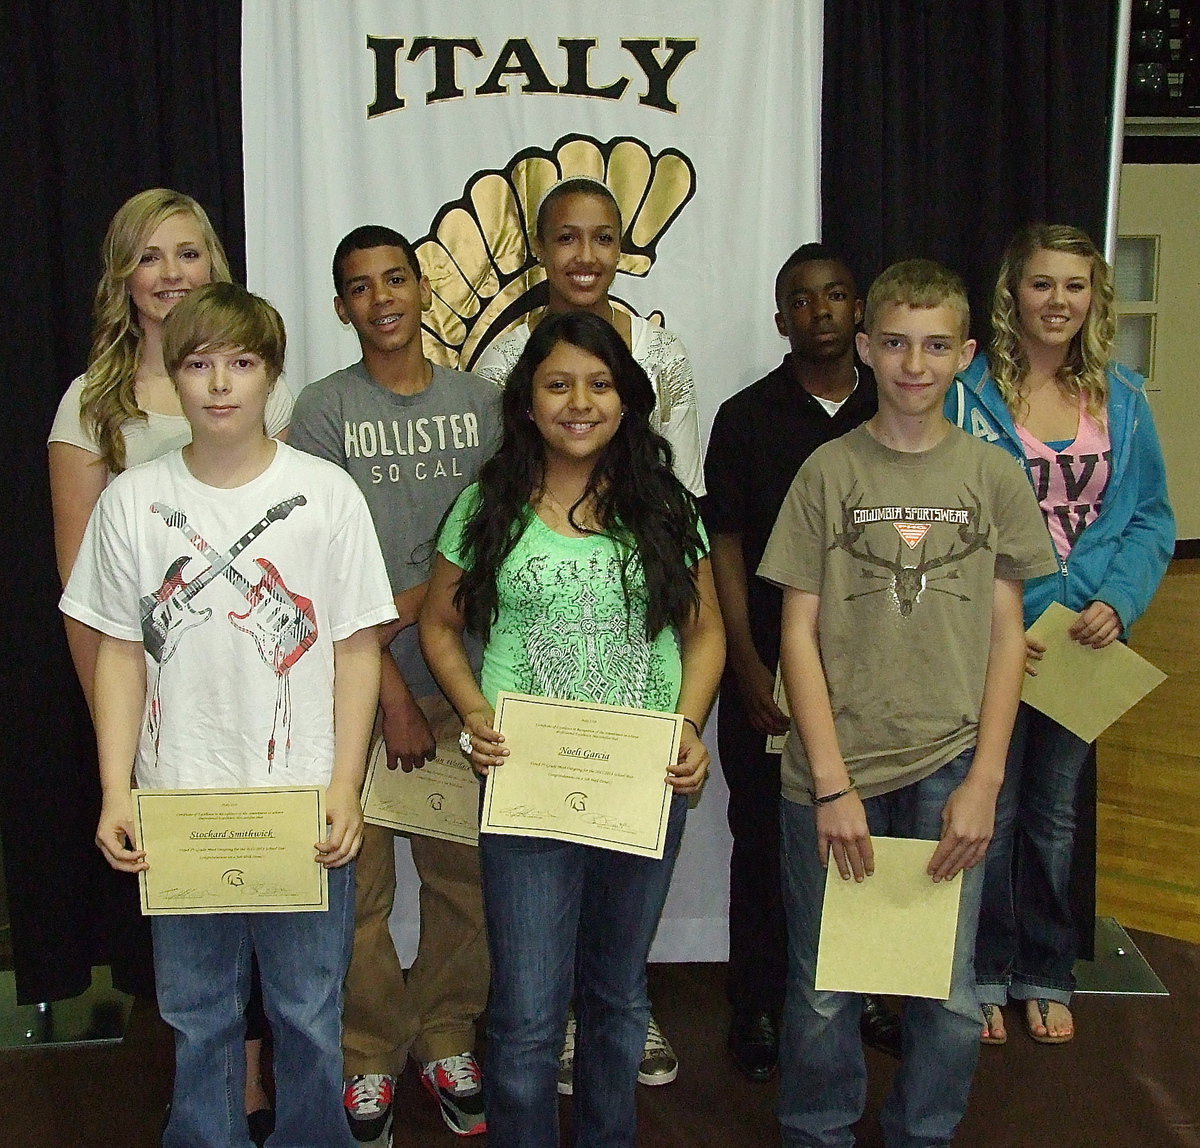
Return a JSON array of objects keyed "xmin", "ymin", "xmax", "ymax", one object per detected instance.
[
  {"xmin": 474, "ymin": 176, "xmax": 705, "ymax": 498},
  {"xmin": 48, "ymin": 188, "xmax": 292, "ymax": 704}
]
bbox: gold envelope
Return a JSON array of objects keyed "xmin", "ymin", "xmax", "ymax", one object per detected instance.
[
  {"xmin": 1021, "ymin": 602, "xmax": 1167, "ymax": 744},
  {"xmin": 816, "ymin": 836, "xmax": 963, "ymax": 999}
]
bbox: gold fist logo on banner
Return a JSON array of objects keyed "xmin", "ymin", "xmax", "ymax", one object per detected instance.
[{"xmin": 416, "ymin": 133, "xmax": 696, "ymax": 368}]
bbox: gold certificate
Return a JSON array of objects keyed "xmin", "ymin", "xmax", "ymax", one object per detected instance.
[
  {"xmin": 135, "ymin": 787, "xmax": 328, "ymax": 915},
  {"xmin": 815, "ymin": 836, "xmax": 963, "ymax": 999},
  {"xmin": 481, "ymin": 692, "xmax": 680, "ymax": 859},
  {"xmin": 362, "ymin": 733, "xmax": 480, "ymax": 846}
]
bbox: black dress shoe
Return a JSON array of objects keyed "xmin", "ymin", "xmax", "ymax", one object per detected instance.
[
  {"xmin": 247, "ymin": 1107, "xmax": 276, "ymax": 1147},
  {"xmin": 728, "ymin": 1011, "xmax": 778, "ymax": 1082},
  {"xmin": 860, "ymin": 995, "xmax": 902, "ymax": 1059}
]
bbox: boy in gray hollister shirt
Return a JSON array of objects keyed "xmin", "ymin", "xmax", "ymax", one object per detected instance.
[{"xmin": 289, "ymin": 226, "xmax": 500, "ymax": 1141}]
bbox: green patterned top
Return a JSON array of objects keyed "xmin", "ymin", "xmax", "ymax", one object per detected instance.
[{"xmin": 438, "ymin": 485, "xmax": 707, "ymax": 713}]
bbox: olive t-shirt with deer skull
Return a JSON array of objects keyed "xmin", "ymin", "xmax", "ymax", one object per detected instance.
[{"xmin": 759, "ymin": 424, "xmax": 1057, "ymax": 806}]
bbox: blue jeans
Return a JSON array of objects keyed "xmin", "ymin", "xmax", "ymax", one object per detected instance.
[
  {"xmin": 975, "ymin": 703, "xmax": 1088, "ymax": 1005},
  {"xmin": 480, "ymin": 793, "xmax": 687, "ymax": 1148},
  {"xmin": 778, "ymin": 750, "xmax": 985, "ymax": 1148},
  {"xmin": 153, "ymin": 863, "xmax": 357, "ymax": 1148}
]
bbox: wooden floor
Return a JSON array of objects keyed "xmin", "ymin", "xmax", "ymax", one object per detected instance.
[
  {"xmin": 2, "ymin": 943, "xmax": 1198, "ymax": 1147},
  {"xmin": 1097, "ymin": 558, "xmax": 1200, "ymax": 943}
]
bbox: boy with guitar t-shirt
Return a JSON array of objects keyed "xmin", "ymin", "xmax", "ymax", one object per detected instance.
[{"xmin": 62, "ymin": 283, "xmax": 396, "ymax": 1148}]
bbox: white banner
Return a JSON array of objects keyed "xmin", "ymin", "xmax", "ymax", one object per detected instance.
[{"xmin": 242, "ymin": 0, "xmax": 822, "ymax": 960}]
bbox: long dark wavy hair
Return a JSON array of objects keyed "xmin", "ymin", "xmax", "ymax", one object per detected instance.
[{"xmin": 455, "ymin": 311, "xmax": 704, "ymax": 640}]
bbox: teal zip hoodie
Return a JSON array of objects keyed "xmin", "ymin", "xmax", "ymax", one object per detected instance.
[{"xmin": 945, "ymin": 354, "xmax": 1174, "ymax": 634}]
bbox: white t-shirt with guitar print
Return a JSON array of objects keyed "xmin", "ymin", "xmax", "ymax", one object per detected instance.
[{"xmin": 61, "ymin": 442, "xmax": 396, "ymax": 790}]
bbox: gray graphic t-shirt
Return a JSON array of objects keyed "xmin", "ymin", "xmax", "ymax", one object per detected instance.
[
  {"xmin": 290, "ymin": 362, "xmax": 501, "ymax": 694},
  {"xmin": 759, "ymin": 425, "xmax": 1057, "ymax": 804}
]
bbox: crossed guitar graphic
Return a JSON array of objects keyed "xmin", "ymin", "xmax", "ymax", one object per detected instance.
[{"xmin": 141, "ymin": 498, "xmax": 318, "ymax": 673}]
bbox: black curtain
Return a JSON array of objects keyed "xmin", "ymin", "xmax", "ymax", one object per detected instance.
[
  {"xmin": 0, "ymin": 0, "xmax": 244, "ymax": 1003},
  {"xmin": 821, "ymin": 0, "xmax": 1117, "ymax": 344},
  {"xmin": 820, "ymin": 0, "xmax": 1114, "ymax": 956}
]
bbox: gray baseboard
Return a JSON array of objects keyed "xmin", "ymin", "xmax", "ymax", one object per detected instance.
[{"xmin": 1073, "ymin": 916, "xmax": 1169, "ymax": 995}]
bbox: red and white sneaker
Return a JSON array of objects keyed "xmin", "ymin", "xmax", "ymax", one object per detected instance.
[
  {"xmin": 343, "ymin": 1073, "xmax": 394, "ymax": 1142},
  {"xmin": 420, "ymin": 1053, "xmax": 487, "ymax": 1137}
]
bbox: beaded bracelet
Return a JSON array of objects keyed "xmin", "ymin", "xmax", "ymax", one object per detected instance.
[{"xmin": 811, "ymin": 777, "xmax": 857, "ymax": 805}]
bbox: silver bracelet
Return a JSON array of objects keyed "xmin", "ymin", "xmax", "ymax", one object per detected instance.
[{"xmin": 811, "ymin": 778, "xmax": 857, "ymax": 805}]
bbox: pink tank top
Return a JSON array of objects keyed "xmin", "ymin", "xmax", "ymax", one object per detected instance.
[{"xmin": 1015, "ymin": 398, "xmax": 1111, "ymax": 561}]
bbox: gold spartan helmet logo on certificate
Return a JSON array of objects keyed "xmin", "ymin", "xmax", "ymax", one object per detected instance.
[{"xmin": 415, "ymin": 134, "xmax": 697, "ymax": 369}]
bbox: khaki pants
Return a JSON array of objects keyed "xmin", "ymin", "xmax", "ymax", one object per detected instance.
[{"xmin": 341, "ymin": 693, "xmax": 489, "ymax": 1074}]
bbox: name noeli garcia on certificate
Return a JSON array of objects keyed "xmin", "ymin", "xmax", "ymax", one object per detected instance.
[
  {"xmin": 482, "ymin": 692, "xmax": 681, "ymax": 860},
  {"xmin": 135, "ymin": 787, "xmax": 328, "ymax": 915}
]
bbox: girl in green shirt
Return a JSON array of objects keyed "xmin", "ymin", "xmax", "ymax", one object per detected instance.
[{"xmin": 421, "ymin": 310, "xmax": 724, "ymax": 1147}]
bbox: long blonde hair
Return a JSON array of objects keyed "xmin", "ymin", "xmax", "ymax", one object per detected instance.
[
  {"xmin": 80, "ymin": 188, "xmax": 231, "ymax": 471},
  {"xmin": 988, "ymin": 223, "xmax": 1115, "ymax": 423}
]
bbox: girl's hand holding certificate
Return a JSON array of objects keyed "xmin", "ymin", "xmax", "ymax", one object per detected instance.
[
  {"xmin": 460, "ymin": 706, "xmax": 507, "ymax": 776},
  {"xmin": 666, "ymin": 721, "xmax": 709, "ymax": 795}
]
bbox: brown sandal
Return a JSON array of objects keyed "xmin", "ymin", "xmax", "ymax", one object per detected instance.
[
  {"xmin": 1024, "ymin": 998, "xmax": 1074, "ymax": 1044},
  {"xmin": 980, "ymin": 1002, "xmax": 1007, "ymax": 1045}
]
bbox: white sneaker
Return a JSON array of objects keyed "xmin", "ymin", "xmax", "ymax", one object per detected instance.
[
  {"xmin": 638, "ymin": 1016, "xmax": 678, "ymax": 1086},
  {"xmin": 343, "ymin": 1073, "xmax": 394, "ymax": 1142},
  {"xmin": 558, "ymin": 1012, "xmax": 576, "ymax": 1096}
]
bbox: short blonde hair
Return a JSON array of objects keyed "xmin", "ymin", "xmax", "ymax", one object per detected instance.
[
  {"xmin": 81, "ymin": 189, "xmax": 231, "ymax": 471},
  {"xmin": 989, "ymin": 223, "xmax": 1113, "ymax": 422},
  {"xmin": 863, "ymin": 259, "xmax": 971, "ymax": 340},
  {"xmin": 163, "ymin": 283, "xmax": 286, "ymax": 382}
]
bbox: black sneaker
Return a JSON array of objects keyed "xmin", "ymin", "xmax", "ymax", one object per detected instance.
[
  {"xmin": 420, "ymin": 1053, "xmax": 487, "ymax": 1137},
  {"xmin": 343, "ymin": 1073, "xmax": 394, "ymax": 1142},
  {"xmin": 247, "ymin": 1108, "xmax": 275, "ymax": 1147},
  {"xmin": 861, "ymin": 995, "xmax": 903, "ymax": 1059}
]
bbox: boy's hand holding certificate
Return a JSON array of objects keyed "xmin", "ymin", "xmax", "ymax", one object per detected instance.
[
  {"xmin": 362, "ymin": 733, "xmax": 481, "ymax": 846},
  {"xmin": 481, "ymin": 692, "xmax": 681, "ymax": 859},
  {"xmin": 816, "ymin": 837, "xmax": 963, "ymax": 999},
  {"xmin": 135, "ymin": 786, "xmax": 328, "ymax": 915}
]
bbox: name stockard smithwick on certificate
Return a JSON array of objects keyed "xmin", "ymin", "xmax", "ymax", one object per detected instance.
[
  {"xmin": 189, "ymin": 829, "xmax": 277, "ymax": 839},
  {"xmin": 136, "ymin": 787, "xmax": 327, "ymax": 915}
]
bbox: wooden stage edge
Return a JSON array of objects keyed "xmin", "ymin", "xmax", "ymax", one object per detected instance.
[{"xmin": 1097, "ymin": 558, "xmax": 1200, "ymax": 944}]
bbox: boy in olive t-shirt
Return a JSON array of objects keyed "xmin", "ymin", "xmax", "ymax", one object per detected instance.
[{"xmin": 759, "ymin": 260, "xmax": 1057, "ymax": 1147}]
